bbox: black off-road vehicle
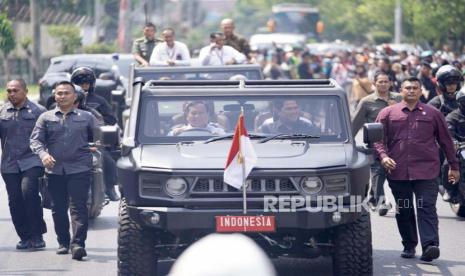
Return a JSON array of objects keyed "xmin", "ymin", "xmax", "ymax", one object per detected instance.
[{"xmin": 106, "ymin": 79, "xmax": 382, "ymax": 275}]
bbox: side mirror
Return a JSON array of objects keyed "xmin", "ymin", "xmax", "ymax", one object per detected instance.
[
  {"xmin": 111, "ymin": 89, "xmax": 125, "ymax": 103},
  {"xmin": 363, "ymin": 123, "xmax": 383, "ymax": 146},
  {"xmin": 99, "ymin": 125, "xmax": 120, "ymax": 147}
]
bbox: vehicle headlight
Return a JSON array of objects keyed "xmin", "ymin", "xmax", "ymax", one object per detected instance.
[
  {"xmin": 165, "ymin": 177, "xmax": 188, "ymax": 197},
  {"xmin": 300, "ymin": 176, "xmax": 323, "ymax": 194}
]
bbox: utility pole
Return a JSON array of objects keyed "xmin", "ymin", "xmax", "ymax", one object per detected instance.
[
  {"xmin": 30, "ymin": 0, "xmax": 41, "ymax": 82},
  {"xmin": 394, "ymin": 0, "xmax": 402, "ymax": 43},
  {"xmin": 94, "ymin": 0, "xmax": 102, "ymax": 42}
]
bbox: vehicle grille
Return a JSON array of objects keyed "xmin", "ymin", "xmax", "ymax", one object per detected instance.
[{"xmin": 191, "ymin": 177, "xmax": 298, "ymax": 195}]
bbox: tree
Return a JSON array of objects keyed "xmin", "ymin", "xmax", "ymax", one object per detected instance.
[
  {"xmin": 0, "ymin": 12, "xmax": 15, "ymax": 84},
  {"xmin": 48, "ymin": 25, "xmax": 82, "ymax": 54}
]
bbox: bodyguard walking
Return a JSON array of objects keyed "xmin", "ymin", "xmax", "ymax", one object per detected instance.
[
  {"xmin": 30, "ymin": 81, "xmax": 101, "ymax": 260},
  {"xmin": 374, "ymin": 76, "xmax": 460, "ymax": 262},
  {"xmin": 1, "ymin": 79, "xmax": 47, "ymax": 250}
]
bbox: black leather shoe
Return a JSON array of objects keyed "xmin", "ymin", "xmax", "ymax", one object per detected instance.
[
  {"xmin": 420, "ymin": 246, "xmax": 440, "ymax": 262},
  {"xmin": 442, "ymin": 191, "xmax": 452, "ymax": 202},
  {"xmin": 56, "ymin": 244, "xmax": 69, "ymax": 255},
  {"xmin": 401, "ymin": 248, "xmax": 415, "ymax": 258},
  {"xmin": 105, "ymin": 187, "xmax": 120, "ymax": 201},
  {"xmin": 378, "ymin": 202, "xmax": 392, "ymax": 216},
  {"xmin": 31, "ymin": 235, "xmax": 46, "ymax": 249},
  {"xmin": 71, "ymin": 246, "xmax": 87, "ymax": 260},
  {"xmin": 16, "ymin": 239, "xmax": 31, "ymax": 250}
]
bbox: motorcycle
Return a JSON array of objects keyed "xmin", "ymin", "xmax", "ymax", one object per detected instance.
[{"xmin": 439, "ymin": 142, "xmax": 465, "ymax": 218}]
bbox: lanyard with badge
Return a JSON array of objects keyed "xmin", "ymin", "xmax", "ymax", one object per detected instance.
[
  {"xmin": 166, "ymin": 45, "xmax": 176, "ymax": 60},
  {"xmin": 213, "ymin": 48, "xmax": 224, "ymax": 65}
]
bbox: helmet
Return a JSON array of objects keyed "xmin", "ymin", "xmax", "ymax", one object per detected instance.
[
  {"xmin": 436, "ymin": 64, "xmax": 463, "ymax": 93},
  {"xmin": 71, "ymin": 67, "xmax": 96, "ymax": 93}
]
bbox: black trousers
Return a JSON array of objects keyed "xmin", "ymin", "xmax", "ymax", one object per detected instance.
[
  {"xmin": 2, "ymin": 167, "xmax": 47, "ymax": 240},
  {"xmin": 388, "ymin": 179, "xmax": 439, "ymax": 251},
  {"xmin": 48, "ymin": 171, "xmax": 91, "ymax": 248}
]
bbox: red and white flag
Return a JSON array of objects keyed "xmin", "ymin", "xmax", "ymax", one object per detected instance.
[{"xmin": 224, "ymin": 114, "xmax": 257, "ymax": 189}]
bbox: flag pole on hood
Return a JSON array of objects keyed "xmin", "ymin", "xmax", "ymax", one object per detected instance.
[{"xmin": 224, "ymin": 108, "xmax": 257, "ymax": 215}]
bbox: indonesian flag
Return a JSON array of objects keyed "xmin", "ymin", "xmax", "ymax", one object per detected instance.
[{"xmin": 224, "ymin": 114, "xmax": 257, "ymax": 189}]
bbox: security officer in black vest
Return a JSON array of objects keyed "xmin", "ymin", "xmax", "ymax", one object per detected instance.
[
  {"xmin": 70, "ymin": 67, "xmax": 120, "ymax": 201},
  {"xmin": 446, "ymin": 88, "xmax": 465, "ymax": 203},
  {"xmin": 1, "ymin": 79, "xmax": 47, "ymax": 250}
]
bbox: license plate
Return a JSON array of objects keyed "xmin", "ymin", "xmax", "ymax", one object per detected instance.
[{"xmin": 215, "ymin": 215, "xmax": 276, "ymax": 233}]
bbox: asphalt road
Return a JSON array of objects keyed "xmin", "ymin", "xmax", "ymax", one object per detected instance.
[{"xmin": 0, "ymin": 177, "xmax": 464, "ymax": 276}]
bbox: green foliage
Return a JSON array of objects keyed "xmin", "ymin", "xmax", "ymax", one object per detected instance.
[
  {"xmin": 83, "ymin": 42, "xmax": 117, "ymax": 54},
  {"xmin": 371, "ymin": 31, "xmax": 393, "ymax": 45},
  {"xmin": 0, "ymin": 12, "xmax": 15, "ymax": 57},
  {"xmin": 229, "ymin": 0, "xmax": 465, "ymax": 50},
  {"xmin": 48, "ymin": 25, "xmax": 82, "ymax": 54}
]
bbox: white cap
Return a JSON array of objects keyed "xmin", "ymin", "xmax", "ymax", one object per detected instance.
[{"xmin": 169, "ymin": 233, "xmax": 276, "ymax": 276}]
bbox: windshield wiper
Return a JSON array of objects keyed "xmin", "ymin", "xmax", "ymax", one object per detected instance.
[
  {"xmin": 204, "ymin": 133, "xmax": 267, "ymax": 144},
  {"xmin": 258, "ymin": 133, "xmax": 320, "ymax": 144}
]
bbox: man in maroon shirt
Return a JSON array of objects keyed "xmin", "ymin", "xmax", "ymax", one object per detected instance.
[{"xmin": 374, "ymin": 76, "xmax": 460, "ymax": 262}]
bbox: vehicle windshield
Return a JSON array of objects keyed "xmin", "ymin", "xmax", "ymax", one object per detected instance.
[
  {"xmin": 137, "ymin": 69, "xmax": 262, "ymax": 81},
  {"xmin": 137, "ymin": 95, "xmax": 348, "ymax": 143}
]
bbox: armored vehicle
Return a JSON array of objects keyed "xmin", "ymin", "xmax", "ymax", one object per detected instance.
[{"xmin": 106, "ymin": 79, "xmax": 381, "ymax": 275}]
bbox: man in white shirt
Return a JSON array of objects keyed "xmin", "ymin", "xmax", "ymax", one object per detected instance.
[
  {"xmin": 199, "ymin": 32, "xmax": 246, "ymax": 66},
  {"xmin": 149, "ymin": 28, "xmax": 191, "ymax": 66}
]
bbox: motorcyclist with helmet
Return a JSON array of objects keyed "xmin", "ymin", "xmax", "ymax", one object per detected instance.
[
  {"xmin": 428, "ymin": 65, "xmax": 461, "ymax": 116},
  {"xmin": 70, "ymin": 67, "xmax": 120, "ymax": 201},
  {"xmin": 429, "ymin": 65, "xmax": 464, "ymax": 202},
  {"xmin": 445, "ymin": 86, "xmax": 465, "ymax": 204}
]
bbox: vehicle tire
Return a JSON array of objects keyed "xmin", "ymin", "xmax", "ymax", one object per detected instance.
[
  {"xmin": 332, "ymin": 211, "xmax": 373, "ymax": 275},
  {"xmin": 88, "ymin": 169, "xmax": 105, "ymax": 219},
  {"xmin": 450, "ymin": 202, "xmax": 465, "ymax": 217},
  {"xmin": 118, "ymin": 198, "xmax": 157, "ymax": 276}
]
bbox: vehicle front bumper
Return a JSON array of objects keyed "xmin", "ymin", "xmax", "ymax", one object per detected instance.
[{"xmin": 128, "ymin": 204, "xmax": 364, "ymax": 231}]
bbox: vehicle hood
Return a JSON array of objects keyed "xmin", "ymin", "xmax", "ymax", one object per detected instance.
[{"xmin": 138, "ymin": 141, "xmax": 348, "ymax": 170}]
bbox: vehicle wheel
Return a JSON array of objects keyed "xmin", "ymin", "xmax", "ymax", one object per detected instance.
[
  {"xmin": 118, "ymin": 198, "xmax": 157, "ymax": 276},
  {"xmin": 88, "ymin": 170, "xmax": 105, "ymax": 219},
  {"xmin": 332, "ymin": 211, "xmax": 373, "ymax": 275},
  {"xmin": 450, "ymin": 202, "xmax": 465, "ymax": 217}
]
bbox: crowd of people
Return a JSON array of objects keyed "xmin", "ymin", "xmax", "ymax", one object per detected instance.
[{"xmin": 1, "ymin": 16, "xmax": 465, "ymax": 268}]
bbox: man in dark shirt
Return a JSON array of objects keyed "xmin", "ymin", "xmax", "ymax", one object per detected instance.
[
  {"xmin": 374, "ymin": 76, "xmax": 459, "ymax": 262},
  {"xmin": 1, "ymin": 79, "xmax": 47, "ymax": 250},
  {"xmin": 258, "ymin": 100, "xmax": 320, "ymax": 135},
  {"xmin": 418, "ymin": 62, "xmax": 437, "ymax": 103},
  {"xmin": 30, "ymin": 81, "xmax": 100, "ymax": 261},
  {"xmin": 220, "ymin": 18, "xmax": 251, "ymax": 59},
  {"xmin": 297, "ymin": 52, "xmax": 313, "ymax": 79}
]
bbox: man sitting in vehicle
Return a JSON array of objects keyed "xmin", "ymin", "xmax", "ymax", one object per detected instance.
[
  {"xmin": 258, "ymin": 100, "xmax": 320, "ymax": 135},
  {"xmin": 169, "ymin": 101, "xmax": 226, "ymax": 136}
]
